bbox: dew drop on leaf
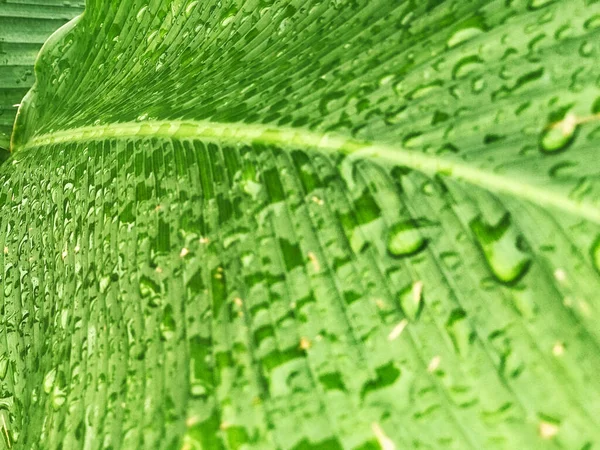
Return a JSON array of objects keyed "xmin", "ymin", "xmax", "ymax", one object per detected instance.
[
  {"xmin": 185, "ymin": 1, "xmax": 198, "ymax": 16},
  {"xmin": 528, "ymin": 0, "xmax": 556, "ymax": 10},
  {"xmin": 591, "ymin": 236, "xmax": 600, "ymax": 274},
  {"xmin": 471, "ymin": 76, "xmax": 486, "ymax": 94},
  {"xmin": 0, "ymin": 356, "xmax": 7, "ymax": 380},
  {"xmin": 387, "ymin": 221, "xmax": 426, "ymax": 257},
  {"xmin": 584, "ymin": 14, "xmax": 600, "ymax": 31},
  {"xmin": 452, "ymin": 55, "xmax": 484, "ymax": 80},
  {"xmin": 406, "ymin": 81, "xmax": 443, "ymax": 100},
  {"xmin": 136, "ymin": 6, "xmax": 148, "ymax": 23},
  {"xmin": 43, "ymin": 368, "xmax": 57, "ymax": 394},
  {"xmin": 445, "ymin": 309, "xmax": 472, "ymax": 355},
  {"xmin": 539, "ymin": 122, "xmax": 577, "ymax": 153},
  {"xmin": 447, "ymin": 27, "xmax": 483, "ymax": 48},
  {"xmin": 579, "ymin": 41, "xmax": 594, "ymax": 57},
  {"xmin": 470, "ymin": 213, "xmax": 531, "ymax": 284},
  {"xmin": 139, "ymin": 275, "xmax": 160, "ymax": 298},
  {"xmin": 402, "ymin": 132, "xmax": 423, "ymax": 148}
]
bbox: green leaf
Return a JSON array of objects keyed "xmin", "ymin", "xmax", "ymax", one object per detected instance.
[
  {"xmin": 0, "ymin": 0, "xmax": 84, "ymax": 150},
  {"xmin": 4, "ymin": 0, "xmax": 600, "ymax": 449}
]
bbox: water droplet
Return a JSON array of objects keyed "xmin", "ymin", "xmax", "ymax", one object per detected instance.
[
  {"xmin": 440, "ymin": 251, "xmax": 461, "ymax": 270},
  {"xmin": 99, "ymin": 275, "xmax": 110, "ymax": 293},
  {"xmin": 445, "ymin": 309, "xmax": 472, "ymax": 355},
  {"xmin": 52, "ymin": 386, "xmax": 67, "ymax": 410},
  {"xmin": 528, "ymin": 0, "xmax": 556, "ymax": 10},
  {"xmin": 470, "ymin": 213, "xmax": 531, "ymax": 284},
  {"xmin": 510, "ymin": 286, "xmax": 537, "ymax": 318},
  {"xmin": 402, "ymin": 132, "xmax": 423, "ymax": 148},
  {"xmin": 398, "ymin": 281, "xmax": 424, "ymax": 321},
  {"xmin": 43, "ymin": 368, "xmax": 57, "ymax": 394},
  {"xmin": 554, "ymin": 24, "xmax": 574, "ymax": 40},
  {"xmin": 0, "ymin": 356, "xmax": 7, "ymax": 380},
  {"xmin": 136, "ymin": 5, "xmax": 148, "ymax": 23},
  {"xmin": 447, "ymin": 27, "xmax": 483, "ymax": 48},
  {"xmin": 452, "ymin": 55, "xmax": 484, "ymax": 79},
  {"xmin": 387, "ymin": 221, "xmax": 427, "ymax": 257},
  {"xmin": 584, "ymin": 15, "xmax": 600, "ymax": 31},
  {"xmin": 539, "ymin": 118, "xmax": 578, "ymax": 154},
  {"xmin": 185, "ymin": 1, "xmax": 198, "ymax": 17},
  {"xmin": 160, "ymin": 305, "xmax": 176, "ymax": 340},
  {"xmin": 222, "ymin": 14, "xmax": 236, "ymax": 27},
  {"xmin": 406, "ymin": 81, "xmax": 443, "ymax": 100},
  {"xmin": 471, "ymin": 76, "xmax": 486, "ymax": 93},
  {"xmin": 591, "ymin": 236, "xmax": 600, "ymax": 275},
  {"xmin": 139, "ymin": 276, "xmax": 160, "ymax": 298},
  {"xmin": 548, "ymin": 161, "xmax": 578, "ymax": 178},
  {"xmin": 579, "ymin": 41, "xmax": 594, "ymax": 58},
  {"xmin": 379, "ymin": 74, "xmax": 394, "ymax": 86}
]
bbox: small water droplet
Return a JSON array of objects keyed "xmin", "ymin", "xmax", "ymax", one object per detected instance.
[
  {"xmin": 43, "ymin": 368, "xmax": 57, "ymax": 394},
  {"xmin": 471, "ymin": 76, "xmax": 486, "ymax": 93},
  {"xmin": 446, "ymin": 309, "xmax": 472, "ymax": 355},
  {"xmin": 452, "ymin": 55, "xmax": 484, "ymax": 79},
  {"xmin": 548, "ymin": 161, "xmax": 578, "ymax": 178},
  {"xmin": 447, "ymin": 27, "xmax": 483, "ymax": 48},
  {"xmin": 591, "ymin": 236, "xmax": 600, "ymax": 274},
  {"xmin": 584, "ymin": 15, "xmax": 600, "ymax": 31},
  {"xmin": 402, "ymin": 132, "xmax": 423, "ymax": 148},
  {"xmin": 406, "ymin": 81, "xmax": 443, "ymax": 100},
  {"xmin": 579, "ymin": 41, "xmax": 594, "ymax": 58},
  {"xmin": 139, "ymin": 276, "xmax": 160, "ymax": 298},
  {"xmin": 160, "ymin": 305, "xmax": 176, "ymax": 340},
  {"xmin": 440, "ymin": 251, "xmax": 461, "ymax": 270},
  {"xmin": 528, "ymin": 0, "xmax": 556, "ymax": 10},
  {"xmin": 0, "ymin": 356, "xmax": 7, "ymax": 380},
  {"xmin": 136, "ymin": 5, "xmax": 148, "ymax": 22},
  {"xmin": 398, "ymin": 281, "xmax": 424, "ymax": 321}
]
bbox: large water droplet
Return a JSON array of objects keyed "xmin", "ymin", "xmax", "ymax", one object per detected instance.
[
  {"xmin": 470, "ymin": 213, "xmax": 531, "ymax": 284},
  {"xmin": 540, "ymin": 113, "xmax": 578, "ymax": 154},
  {"xmin": 387, "ymin": 221, "xmax": 427, "ymax": 257}
]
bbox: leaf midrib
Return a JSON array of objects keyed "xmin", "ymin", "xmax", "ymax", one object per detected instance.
[{"xmin": 14, "ymin": 119, "xmax": 600, "ymax": 224}]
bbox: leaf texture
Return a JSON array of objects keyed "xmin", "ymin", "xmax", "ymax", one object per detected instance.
[
  {"xmin": 0, "ymin": 0, "xmax": 84, "ymax": 150},
  {"xmin": 3, "ymin": 0, "xmax": 600, "ymax": 449}
]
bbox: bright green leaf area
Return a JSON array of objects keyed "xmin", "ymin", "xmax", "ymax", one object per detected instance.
[{"xmin": 2, "ymin": 0, "xmax": 600, "ymax": 449}]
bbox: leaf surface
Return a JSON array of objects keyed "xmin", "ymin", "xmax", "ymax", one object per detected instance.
[
  {"xmin": 0, "ymin": 0, "xmax": 84, "ymax": 150},
  {"xmin": 4, "ymin": 1, "xmax": 600, "ymax": 449}
]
